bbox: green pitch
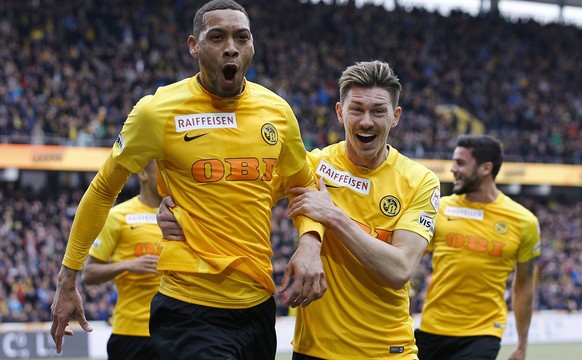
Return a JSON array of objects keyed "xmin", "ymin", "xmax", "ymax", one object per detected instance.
[
  {"xmin": 496, "ymin": 342, "xmax": 582, "ymax": 360},
  {"xmin": 275, "ymin": 343, "xmax": 582, "ymax": 360},
  {"xmin": 25, "ymin": 343, "xmax": 582, "ymax": 360}
]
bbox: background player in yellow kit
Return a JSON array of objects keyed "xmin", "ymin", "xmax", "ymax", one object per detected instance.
[
  {"xmin": 82, "ymin": 160, "xmax": 162, "ymax": 360},
  {"xmin": 415, "ymin": 134, "xmax": 541, "ymax": 360},
  {"xmin": 158, "ymin": 60, "xmax": 441, "ymax": 359},
  {"xmin": 50, "ymin": 1, "xmax": 326, "ymax": 359}
]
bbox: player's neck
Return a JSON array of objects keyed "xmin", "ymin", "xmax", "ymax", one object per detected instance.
[
  {"xmin": 465, "ymin": 181, "xmax": 499, "ymax": 204},
  {"xmin": 138, "ymin": 192, "xmax": 162, "ymax": 209}
]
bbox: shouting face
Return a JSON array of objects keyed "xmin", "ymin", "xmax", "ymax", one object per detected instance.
[
  {"xmin": 337, "ymin": 86, "xmax": 402, "ymax": 170},
  {"xmin": 189, "ymin": 9, "xmax": 254, "ymax": 98}
]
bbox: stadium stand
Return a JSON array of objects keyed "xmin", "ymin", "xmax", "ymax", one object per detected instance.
[
  {"xmin": 1, "ymin": 0, "xmax": 580, "ymax": 162},
  {"xmin": 0, "ymin": 0, "xmax": 581, "ymax": 322}
]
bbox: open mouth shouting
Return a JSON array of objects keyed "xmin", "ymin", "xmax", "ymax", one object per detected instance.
[
  {"xmin": 356, "ymin": 132, "xmax": 377, "ymax": 144},
  {"xmin": 222, "ymin": 63, "xmax": 238, "ymax": 82}
]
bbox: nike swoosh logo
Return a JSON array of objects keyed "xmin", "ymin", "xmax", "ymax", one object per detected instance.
[
  {"xmin": 447, "ymin": 218, "xmax": 459, "ymax": 221},
  {"xmin": 325, "ymin": 184, "xmax": 340, "ymax": 189},
  {"xmin": 184, "ymin": 132, "xmax": 209, "ymax": 142}
]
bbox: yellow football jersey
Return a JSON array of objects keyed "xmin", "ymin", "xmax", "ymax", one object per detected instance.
[
  {"xmin": 88, "ymin": 196, "xmax": 162, "ymax": 336},
  {"xmin": 111, "ymin": 75, "xmax": 320, "ymax": 309},
  {"xmin": 292, "ymin": 142, "xmax": 441, "ymax": 359},
  {"xmin": 419, "ymin": 192, "xmax": 541, "ymax": 338}
]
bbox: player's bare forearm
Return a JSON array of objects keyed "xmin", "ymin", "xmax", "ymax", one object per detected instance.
[
  {"xmin": 510, "ymin": 260, "xmax": 536, "ymax": 359},
  {"xmin": 288, "ymin": 178, "xmax": 426, "ymax": 288}
]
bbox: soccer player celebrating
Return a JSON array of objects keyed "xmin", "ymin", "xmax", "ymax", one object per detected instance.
[
  {"xmin": 415, "ymin": 135, "xmax": 541, "ymax": 360},
  {"xmin": 286, "ymin": 61, "xmax": 440, "ymax": 360},
  {"xmin": 50, "ymin": 1, "xmax": 326, "ymax": 359},
  {"xmin": 159, "ymin": 60, "xmax": 441, "ymax": 359}
]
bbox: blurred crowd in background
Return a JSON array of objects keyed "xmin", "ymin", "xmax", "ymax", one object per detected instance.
[
  {"xmin": 1, "ymin": 182, "xmax": 581, "ymax": 321},
  {"xmin": 0, "ymin": 0, "xmax": 581, "ymax": 321}
]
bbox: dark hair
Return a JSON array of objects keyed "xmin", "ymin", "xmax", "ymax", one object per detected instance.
[
  {"xmin": 338, "ymin": 60, "xmax": 402, "ymax": 109},
  {"xmin": 456, "ymin": 134, "xmax": 504, "ymax": 179},
  {"xmin": 193, "ymin": 0, "xmax": 249, "ymax": 38}
]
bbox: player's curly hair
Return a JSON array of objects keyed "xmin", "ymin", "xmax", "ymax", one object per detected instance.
[{"xmin": 457, "ymin": 134, "xmax": 504, "ymax": 179}]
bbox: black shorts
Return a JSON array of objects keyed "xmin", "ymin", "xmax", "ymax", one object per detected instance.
[
  {"xmin": 415, "ymin": 329, "xmax": 501, "ymax": 360},
  {"xmin": 107, "ymin": 334, "xmax": 160, "ymax": 360},
  {"xmin": 292, "ymin": 352, "xmax": 324, "ymax": 360},
  {"xmin": 150, "ymin": 292, "xmax": 277, "ymax": 360}
]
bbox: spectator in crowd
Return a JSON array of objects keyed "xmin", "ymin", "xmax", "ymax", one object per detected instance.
[
  {"xmin": 49, "ymin": 0, "xmax": 326, "ymax": 358},
  {"xmin": 82, "ymin": 160, "xmax": 162, "ymax": 360},
  {"xmin": 415, "ymin": 135, "xmax": 540, "ymax": 360}
]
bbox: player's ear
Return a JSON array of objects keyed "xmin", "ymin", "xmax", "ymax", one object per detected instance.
[
  {"xmin": 391, "ymin": 107, "xmax": 403, "ymax": 127},
  {"xmin": 188, "ymin": 35, "xmax": 198, "ymax": 59},
  {"xmin": 479, "ymin": 161, "xmax": 493, "ymax": 177},
  {"xmin": 335, "ymin": 102, "xmax": 344, "ymax": 125}
]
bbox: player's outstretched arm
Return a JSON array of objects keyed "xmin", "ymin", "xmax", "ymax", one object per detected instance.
[{"xmin": 50, "ymin": 265, "xmax": 93, "ymax": 353}]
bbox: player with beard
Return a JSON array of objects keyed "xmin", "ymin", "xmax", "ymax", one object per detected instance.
[{"xmin": 415, "ymin": 134, "xmax": 541, "ymax": 360}]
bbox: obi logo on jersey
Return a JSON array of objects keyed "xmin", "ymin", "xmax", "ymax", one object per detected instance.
[
  {"xmin": 354, "ymin": 219, "xmax": 394, "ymax": 243},
  {"xmin": 445, "ymin": 233, "xmax": 505, "ymax": 257},
  {"xmin": 134, "ymin": 242, "xmax": 162, "ymax": 257},
  {"xmin": 191, "ymin": 157, "xmax": 277, "ymax": 182}
]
